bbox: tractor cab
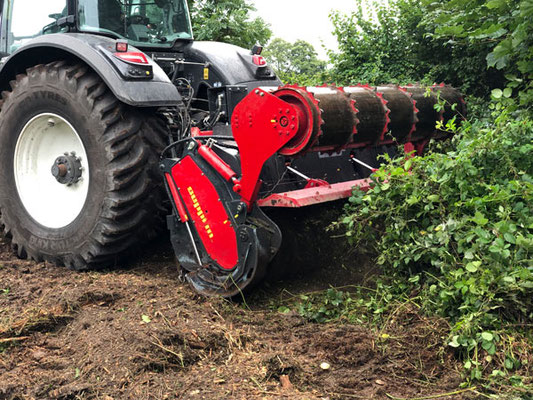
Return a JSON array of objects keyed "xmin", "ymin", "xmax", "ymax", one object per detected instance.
[{"xmin": 0, "ymin": 0, "xmax": 193, "ymax": 55}]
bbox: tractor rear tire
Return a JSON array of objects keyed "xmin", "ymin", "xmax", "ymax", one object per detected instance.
[{"xmin": 0, "ymin": 61, "xmax": 167, "ymax": 269}]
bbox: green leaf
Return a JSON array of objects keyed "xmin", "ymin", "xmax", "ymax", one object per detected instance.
[
  {"xmin": 482, "ymin": 341, "xmax": 496, "ymax": 355},
  {"xmin": 491, "ymin": 88, "xmax": 503, "ymax": 99},
  {"xmin": 487, "ymin": 40, "xmax": 513, "ymax": 69},
  {"xmin": 472, "ymin": 212, "xmax": 488, "ymax": 226},
  {"xmin": 486, "ymin": 0, "xmax": 506, "ymax": 9},
  {"xmin": 503, "ymin": 232, "xmax": 516, "ymax": 244},
  {"xmin": 142, "ymin": 315, "xmax": 151, "ymax": 323},
  {"xmin": 481, "ymin": 332, "xmax": 494, "ymax": 341},
  {"xmin": 465, "ymin": 261, "xmax": 481, "ymax": 273},
  {"xmin": 503, "ymin": 87, "xmax": 513, "ymax": 98},
  {"xmin": 449, "ymin": 335, "xmax": 460, "ymax": 348}
]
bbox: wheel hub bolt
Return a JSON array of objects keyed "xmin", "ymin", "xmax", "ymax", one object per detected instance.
[
  {"xmin": 51, "ymin": 163, "xmax": 68, "ymax": 178},
  {"xmin": 51, "ymin": 153, "xmax": 83, "ymax": 186}
]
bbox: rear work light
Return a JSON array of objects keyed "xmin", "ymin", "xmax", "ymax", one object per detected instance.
[
  {"xmin": 252, "ymin": 55, "xmax": 267, "ymax": 66},
  {"xmin": 114, "ymin": 52, "xmax": 149, "ymax": 65}
]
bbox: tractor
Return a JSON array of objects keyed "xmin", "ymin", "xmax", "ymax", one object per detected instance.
[{"xmin": 0, "ymin": 0, "xmax": 465, "ymax": 296}]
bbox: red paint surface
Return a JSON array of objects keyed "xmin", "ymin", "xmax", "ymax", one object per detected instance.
[
  {"xmin": 257, "ymin": 179, "xmax": 372, "ymax": 208},
  {"xmin": 165, "ymin": 173, "xmax": 189, "ymax": 223},
  {"xmin": 231, "ymin": 89, "xmax": 300, "ymax": 205},
  {"xmin": 197, "ymin": 143, "xmax": 237, "ymax": 182},
  {"xmin": 171, "ymin": 156, "xmax": 239, "ymax": 270}
]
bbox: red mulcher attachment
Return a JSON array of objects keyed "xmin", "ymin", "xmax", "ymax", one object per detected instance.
[{"xmin": 162, "ymin": 84, "xmax": 466, "ymax": 297}]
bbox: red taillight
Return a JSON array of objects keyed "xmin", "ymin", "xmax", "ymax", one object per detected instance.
[
  {"xmin": 116, "ymin": 41, "xmax": 128, "ymax": 52},
  {"xmin": 252, "ymin": 55, "xmax": 267, "ymax": 66},
  {"xmin": 114, "ymin": 52, "xmax": 149, "ymax": 64}
]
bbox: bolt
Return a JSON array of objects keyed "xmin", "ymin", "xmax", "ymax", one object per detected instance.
[
  {"xmin": 187, "ymin": 142, "xmax": 195, "ymax": 151},
  {"xmin": 47, "ymin": 118, "xmax": 55, "ymax": 127}
]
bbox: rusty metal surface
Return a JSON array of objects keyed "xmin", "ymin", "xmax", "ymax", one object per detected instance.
[
  {"xmin": 309, "ymin": 87, "xmax": 357, "ymax": 148},
  {"xmin": 344, "ymin": 86, "xmax": 388, "ymax": 144},
  {"xmin": 376, "ymin": 86, "xmax": 417, "ymax": 143}
]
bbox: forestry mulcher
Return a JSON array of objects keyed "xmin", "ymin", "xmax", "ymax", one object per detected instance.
[{"xmin": 0, "ymin": 0, "xmax": 466, "ymax": 296}]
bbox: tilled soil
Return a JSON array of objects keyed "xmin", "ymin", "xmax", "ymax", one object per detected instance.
[{"xmin": 0, "ymin": 237, "xmax": 471, "ymax": 400}]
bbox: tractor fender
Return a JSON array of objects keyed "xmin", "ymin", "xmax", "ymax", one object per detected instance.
[
  {"xmin": 0, "ymin": 33, "xmax": 181, "ymax": 107},
  {"xmin": 184, "ymin": 41, "xmax": 282, "ymax": 88}
]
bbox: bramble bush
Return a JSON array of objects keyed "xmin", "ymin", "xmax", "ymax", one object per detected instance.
[{"xmin": 337, "ymin": 110, "xmax": 533, "ymax": 382}]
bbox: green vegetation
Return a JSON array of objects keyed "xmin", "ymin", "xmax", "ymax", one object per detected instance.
[
  {"xmin": 328, "ymin": 0, "xmax": 532, "ymax": 106},
  {"xmin": 273, "ymin": 0, "xmax": 532, "ymax": 395},
  {"xmin": 187, "ymin": 0, "xmax": 271, "ymax": 49},
  {"xmin": 343, "ymin": 108, "xmax": 531, "ymax": 374},
  {"xmin": 288, "ymin": 109, "xmax": 533, "ymax": 395},
  {"xmin": 263, "ymin": 38, "xmax": 327, "ymax": 85},
  {"xmin": 422, "ymin": 0, "xmax": 533, "ymax": 107}
]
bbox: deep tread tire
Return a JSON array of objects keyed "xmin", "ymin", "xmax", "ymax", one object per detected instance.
[{"xmin": 0, "ymin": 62, "xmax": 168, "ymax": 270}]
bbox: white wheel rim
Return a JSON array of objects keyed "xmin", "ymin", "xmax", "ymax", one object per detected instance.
[{"xmin": 14, "ymin": 113, "xmax": 90, "ymax": 229}]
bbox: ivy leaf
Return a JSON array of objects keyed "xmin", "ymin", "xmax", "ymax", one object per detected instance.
[{"xmin": 481, "ymin": 332, "xmax": 494, "ymax": 341}]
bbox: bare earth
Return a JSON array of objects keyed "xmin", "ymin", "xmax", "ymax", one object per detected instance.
[{"xmin": 0, "ymin": 236, "xmax": 473, "ymax": 400}]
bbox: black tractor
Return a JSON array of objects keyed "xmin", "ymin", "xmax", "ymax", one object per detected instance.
[
  {"xmin": 0, "ymin": 0, "xmax": 465, "ymax": 296},
  {"xmin": 0, "ymin": 0, "xmax": 282, "ymax": 271}
]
